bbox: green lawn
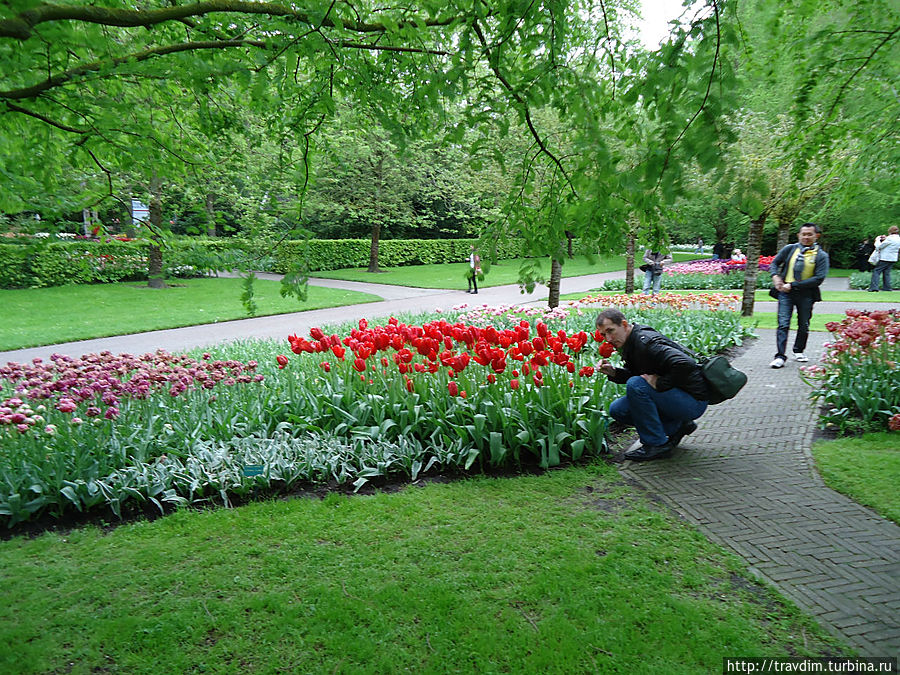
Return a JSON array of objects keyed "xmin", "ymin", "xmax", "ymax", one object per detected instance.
[
  {"xmin": 0, "ymin": 461, "xmax": 843, "ymax": 674},
  {"xmin": 0, "ymin": 278, "xmax": 380, "ymax": 351},
  {"xmin": 811, "ymin": 433, "xmax": 900, "ymax": 525},
  {"xmin": 310, "ymin": 252, "xmax": 704, "ymax": 289}
]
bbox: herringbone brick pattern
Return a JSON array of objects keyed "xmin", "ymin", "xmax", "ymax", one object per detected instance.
[{"xmin": 620, "ymin": 329, "xmax": 900, "ymax": 656}]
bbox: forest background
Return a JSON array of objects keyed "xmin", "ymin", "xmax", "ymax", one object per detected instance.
[{"xmin": 0, "ymin": 0, "xmax": 897, "ymax": 291}]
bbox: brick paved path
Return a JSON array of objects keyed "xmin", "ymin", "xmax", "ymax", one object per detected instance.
[{"xmin": 620, "ymin": 329, "xmax": 900, "ymax": 656}]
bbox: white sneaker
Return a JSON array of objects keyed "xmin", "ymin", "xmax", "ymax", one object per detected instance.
[
  {"xmin": 794, "ymin": 353, "xmax": 808, "ymax": 362},
  {"xmin": 770, "ymin": 357, "xmax": 786, "ymax": 368}
]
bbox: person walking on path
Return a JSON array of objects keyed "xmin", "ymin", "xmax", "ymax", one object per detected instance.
[
  {"xmin": 768, "ymin": 223, "xmax": 829, "ymax": 369},
  {"xmin": 596, "ymin": 308, "xmax": 709, "ymax": 462},
  {"xmin": 467, "ymin": 246, "xmax": 481, "ymax": 294},
  {"xmin": 867, "ymin": 225, "xmax": 900, "ymax": 292},
  {"xmin": 641, "ymin": 249, "xmax": 671, "ymax": 295}
]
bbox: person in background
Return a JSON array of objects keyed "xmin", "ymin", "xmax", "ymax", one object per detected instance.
[
  {"xmin": 868, "ymin": 226, "xmax": 900, "ymax": 292},
  {"xmin": 768, "ymin": 223, "xmax": 830, "ymax": 368},
  {"xmin": 730, "ymin": 248, "xmax": 747, "ymax": 263},
  {"xmin": 596, "ymin": 309, "xmax": 709, "ymax": 461},
  {"xmin": 467, "ymin": 245, "xmax": 481, "ymax": 294},
  {"xmin": 641, "ymin": 249, "xmax": 672, "ymax": 295},
  {"xmin": 722, "ymin": 242, "xmax": 734, "ymax": 260},
  {"xmin": 856, "ymin": 238, "xmax": 874, "ymax": 272},
  {"xmin": 695, "ymin": 237, "xmax": 704, "ymax": 254},
  {"xmin": 711, "ymin": 241, "xmax": 724, "ymax": 260}
]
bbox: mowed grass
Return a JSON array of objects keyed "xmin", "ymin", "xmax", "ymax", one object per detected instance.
[
  {"xmin": 0, "ymin": 278, "xmax": 381, "ymax": 350},
  {"xmin": 0, "ymin": 462, "xmax": 843, "ymax": 675},
  {"xmin": 811, "ymin": 433, "xmax": 900, "ymax": 525},
  {"xmin": 310, "ymin": 252, "xmax": 704, "ymax": 289}
]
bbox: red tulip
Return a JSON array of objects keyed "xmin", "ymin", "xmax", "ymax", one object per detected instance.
[
  {"xmin": 598, "ymin": 342, "xmax": 615, "ymax": 358},
  {"xmin": 448, "ymin": 381, "xmax": 459, "ymax": 396},
  {"xmin": 353, "ymin": 358, "xmax": 366, "ymax": 372},
  {"xmin": 276, "ymin": 355, "xmax": 289, "ymax": 369},
  {"xmin": 510, "ymin": 379, "xmax": 520, "ymax": 390},
  {"xmin": 310, "ymin": 327, "xmax": 325, "ymax": 340}
]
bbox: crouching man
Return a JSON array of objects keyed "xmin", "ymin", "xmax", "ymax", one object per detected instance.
[{"xmin": 596, "ymin": 309, "xmax": 709, "ymax": 461}]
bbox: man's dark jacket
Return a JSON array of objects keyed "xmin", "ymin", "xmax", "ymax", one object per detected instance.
[{"xmin": 607, "ymin": 324, "xmax": 709, "ymax": 401}]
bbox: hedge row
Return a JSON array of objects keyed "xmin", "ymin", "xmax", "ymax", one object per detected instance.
[
  {"xmin": 0, "ymin": 238, "xmax": 524, "ymax": 289},
  {"xmin": 0, "ymin": 240, "xmax": 263, "ymax": 289},
  {"xmin": 271, "ymin": 238, "xmax": 525, "ymax": 273}
]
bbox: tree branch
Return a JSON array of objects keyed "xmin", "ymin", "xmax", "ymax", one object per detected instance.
[
  {"xmin": 825, "ymin": 26, "xmax": 899, "ymax": 120},
  {"xmin": 656, "ymin": 0, "xmax": 721, "ymax": 188},
  {"xmin": 2, "ymin": 36, "xmax": 448, "ymax": 102},
  {"xmin": 3, "ymin": 100, "xmax": 86, "ymax": 133},
  {"xmin": 471, "ymin": 17, "xmax": 576, "ymax": 198},
  {"xmin": 0, "ymin": 1, "xmax": 455, "ymax": 41}
]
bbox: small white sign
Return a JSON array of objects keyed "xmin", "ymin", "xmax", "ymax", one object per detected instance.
[{"xmin": 131, "ymin": 198, "xmax": 149, "ymax": 226}]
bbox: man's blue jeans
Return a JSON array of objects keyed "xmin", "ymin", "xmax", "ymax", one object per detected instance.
[
  {"xmin": 609, "ymin": 376, "xmax": 708, "ymax": 447},
  {"xmin": 775, "ymin": 291, "xmax": 814, "ymax": 359},
  {"xmin": 642, "ymin": 270, "xmax": 662, "ymax": 294}
]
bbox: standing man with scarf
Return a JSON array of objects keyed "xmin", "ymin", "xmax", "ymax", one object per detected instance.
[{"xmin": 768, "ymin": 223, "xmax": 830, "ymax": 368}]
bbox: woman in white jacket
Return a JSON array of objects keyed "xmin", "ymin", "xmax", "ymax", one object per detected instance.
[{"xmin": 868, "ymin": 225, "xmax": 900, "ymax": 292}]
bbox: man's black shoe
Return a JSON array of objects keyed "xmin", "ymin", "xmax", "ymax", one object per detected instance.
[
  {"xmin": 669, "ymin": 421, "xmax": 698, "ymax": 447},
  {"xmin": 624, "ymin": 442, "xmax": 674, "ymax": 462}
]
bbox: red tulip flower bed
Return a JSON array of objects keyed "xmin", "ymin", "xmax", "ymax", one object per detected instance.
[{"xmin": 280, "ymin": 316, "xmax": 620, "ymax": 470}]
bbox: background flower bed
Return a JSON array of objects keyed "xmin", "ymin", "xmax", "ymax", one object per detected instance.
[
  {"xmin": 599, "ymin": 257, "xmax": 775, "ymax": 291},
  {"xmin": 802, "ymin": 309, "xmax": 900, "ymax": 434},
  {"xmin": 0, "ymin": 297, "xmax": 753, "ymax": 528},
  {"xmin": 848, "ymin": 269, "xmax": 900, "ymax": 290}
]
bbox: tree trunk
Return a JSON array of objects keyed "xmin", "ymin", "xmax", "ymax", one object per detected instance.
[
  {"xmin": 205, "ymin": 192, "xmax": 217, "ymax": 237},
  {"xmin": 147, "ymin": 176, "xmax": 165, "ymax": 289},
  {"xmin": 367, "ymin": 221, "xmax": 382, "ymax": 273},
  {"xmin": 774, "ymin": 220, "xmax": 789, "ymax": 252},
  {"xmin": 125, "ymin": 195, "xmax": 136, "ymax": 238},
  {"xmin": 740, "ymin": 214, "xmax": 767, "ymax": 316},
  {"xmin": 625, "ymin": 231, "xmax": 636, "ymax": 294},
  {"xmin": 367, "ymin": 156, "xmax": 384, "ymax": 273},
  {"xmin": 565, "ymin": 230, "xmax": 574, "ymax": 259},
  {"xmin": 548, "ymin": 257, "xmax": 563, "ymax": 308}
]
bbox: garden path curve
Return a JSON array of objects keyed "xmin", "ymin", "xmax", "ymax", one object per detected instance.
[{"xmin": 619, "ymin": 328, "xmax": 900, "ymax": 657}]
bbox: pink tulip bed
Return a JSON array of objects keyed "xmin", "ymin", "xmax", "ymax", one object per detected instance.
[
  {"xmin": 600, "ymin": 256, "xmax": 775, "ymax": 291},
  {"xmin": 0, "ymin": 297, "xmax": 753, "ymax": 529},
  {"xmin": 801, "ymin": 309, "xmax": 900, "ymax": 434}
]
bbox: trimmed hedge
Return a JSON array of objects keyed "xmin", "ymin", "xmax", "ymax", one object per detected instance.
[
  {"xmin": 0, "ymin": 237, "xmax": 523, "ymax": 288},
  {"xmin": 272, "ymin": 238, "xmax": 525, "ymax": 273},
  {"xmin": 0, "ymin": 239, "xmax": 263, "ymax": 289}
]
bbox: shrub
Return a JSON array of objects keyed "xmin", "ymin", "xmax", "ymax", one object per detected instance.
[
  {"xmin": 272, "ymin": 238, "xmax": 525, "ymax": 273},
  {"xmin": 848, "ymin": 269, "xmax": 900, "ymax": 290}
]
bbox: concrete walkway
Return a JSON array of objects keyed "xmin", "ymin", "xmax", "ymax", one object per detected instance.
[{"xmin": 3, "ymin": 272, "xmax": 899, "ymax": 655}]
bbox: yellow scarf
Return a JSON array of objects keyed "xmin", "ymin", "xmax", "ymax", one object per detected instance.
[{"xmin": 785, "ymin": 245, "xmax": 818, "ymax": 283}]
